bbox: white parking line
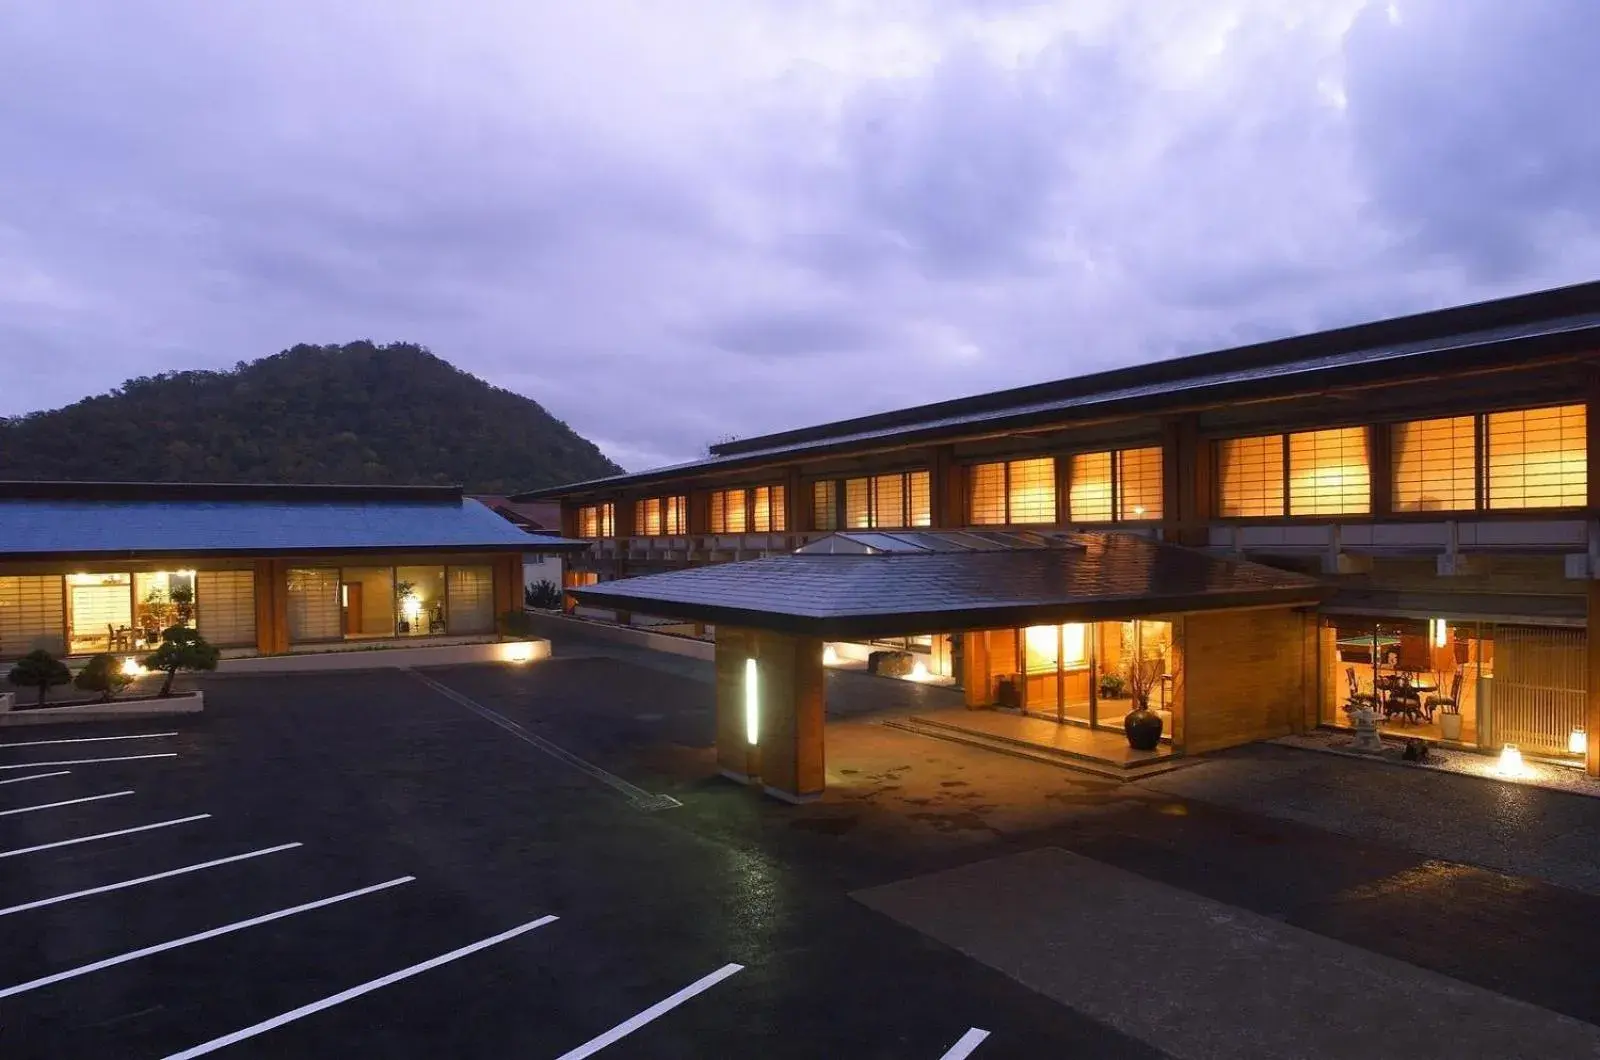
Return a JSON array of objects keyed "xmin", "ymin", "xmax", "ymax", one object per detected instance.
[
  {"xmin": 0, "ymin": 771, "xmax": 71, "ymax": 786},
  {"xmin": 407, "ymin": 670, "xmax": 680, "ymax": 811},
  {"xmin": 554, "ymin": 963, "xmax": 744, "ymax": 1060},
  {"xmin": 938, "ymin": 1027, "xmax": 991, "ymax": 1059},
  {"xmin": 0, "ymin": 790, "xmax": 133, "ymax": 818},
  {"xmin": 159, "ymin": 914, "xmax": 560, "ymax": 1058},
  {"xmin": 0, "ymin": 876, "xmax": 414, "ymax": 999},
  {"xmin": 0, "ymin": 842, "xmax": 304, "ymax": 919},
  {"xmin": 1, "ymin": 732, "xmax": 178, "ymax": 749},
  {"xmin": 0, "ymin": 814, "xmax": 211, "ymax": 860},
  {"xmin": 0, "ymin": 753, "xmax": 176, "ymax": 771}
]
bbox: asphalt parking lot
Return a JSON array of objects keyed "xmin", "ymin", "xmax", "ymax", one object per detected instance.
[{"xmin": 0, "ymin": 661, "xmax": 1153, "ymax": 1059}]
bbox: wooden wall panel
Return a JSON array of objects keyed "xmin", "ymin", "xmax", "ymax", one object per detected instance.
[
  {"xmin": 1179, "ymin": 608, "xmax": 1309, "ymax": 754},
  {"xmin": 714, "ymin": 626, "xmax": 759, "ymax": 782}
]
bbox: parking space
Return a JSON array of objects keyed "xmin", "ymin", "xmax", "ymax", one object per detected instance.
[{"xmin": 0, "ymin": 663, "xmax": 1150, "ymax": 1059}]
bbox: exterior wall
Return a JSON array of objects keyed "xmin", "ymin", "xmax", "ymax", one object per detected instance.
[
  {"xmin": 0, "ymin": 550, "xmax": 524, "ymax": 660},
  {"xmin": 714, "ymin": 626, "xmax": 826, "ymax": 800},
  {"xmin": 1177, "ymin": 608, "xmax": 1312, "ymax": 755}
]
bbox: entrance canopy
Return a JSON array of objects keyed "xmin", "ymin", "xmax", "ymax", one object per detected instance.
[{"xmin": 570, "ymin": 530, "xmax": 1325, "ymax": 638}]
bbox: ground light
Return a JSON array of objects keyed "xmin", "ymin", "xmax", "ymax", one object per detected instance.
[
  {"xmin": 744, "ymin": 658, "xmax": 759, "ymax": 745},
  {"xmin": 822, "ymin": 645, "xmax": 839, "ymax": 666},
  {"xmin": 1497, "ymin": 744, "xmax": 1525, "ymax": 777},
  {"xmin": 500, "ymin": 642, "xmax": 536, "ymax": 664},
  {"xmin": 909, "ymin": 659, "xmax": 931, "ymax": 682},
  {"xmin": 1570, "ymin": 728, "xmax": 1588, "ymax": 756},
  {"xmin": 121, "ymin": 657, "xmax": 147, "ymax": 677}
]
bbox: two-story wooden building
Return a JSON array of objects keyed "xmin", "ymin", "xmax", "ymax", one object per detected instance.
[{"xmin": 517, "ymin": 281, "xmax": 1600, "ymax": 800}]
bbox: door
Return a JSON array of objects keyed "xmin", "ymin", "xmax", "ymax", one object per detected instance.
[{"xmin": 342, "ymin": 582, "xmax": 364, "ymax": 636}]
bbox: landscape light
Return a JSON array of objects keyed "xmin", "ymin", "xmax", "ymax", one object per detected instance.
[
  {"xmin": 121, "ymin": 657, "xmax": 146, "ymax": 677},
  {"xmin": 822, "ymin": 645, "xmax": 839, "ymax": 667},
  {"xmin": 910, "ymin": 659, "xmax": 931, "ymax": 682},
  {"xmin": 502, "ymin": 641, "xmax": 535, "ymax": 664},
  {"xmin": 744, "ymin": 658, "xmax": 759, "ymax": 745},
  {"xmin": 1497, "ymin": 744, "xmax": 1525, "ymax": 777},
  {"xmin": 1570, "ymin": 728, "xmax": 1588, "ymax": 756}
]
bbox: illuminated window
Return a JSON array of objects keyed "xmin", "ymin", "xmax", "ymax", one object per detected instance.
[
  {"xmin": 1022, "ymin": 623, "xmax": 1088, "ymax": 673},
  {"xmin": 812, "ymin": 481, "xmax": 838, "ymax": 530},
  {"xmin": 1117, "ymin": 447, "xmax": 1164, "ymax": 521},
  {"xmin": 632, "ymin": 496, "xmax": 686, "ymax": 536},
  {"xmin": 1216, "ymin": 436, "xmax": 1285, "ymax": 517},
  {"xmin": 1069, "ymin": 452, "xmax": 1113, "ymax": 522},
  {"xmin": 845, "ymin": 478, "xmax": 871, "ymax": 528},
  {"xmin": 1487, "ymin": 404, "xmax": 1586, "ymax": 509},
  {"xmin": 1393, "ymin": 416, "xmax": 1476, "ymax": 512},
  {"xmin": 970, "ymin": 458, "xmax": 1056, "ymax": 525},
  {"xmin": 577, "ymin": 503, "xmax": 615, "ymax": 537},
  {"xmin": 709, "ymin": 485, "xmax": 785, "ymax": 533},
  {"xmin": 834, "ymin": 470, "xmax": 930, "ymax": 528},
  {"xmin": 1289, "ymin": 427, "xmax": 1369, "ymax": 516}
]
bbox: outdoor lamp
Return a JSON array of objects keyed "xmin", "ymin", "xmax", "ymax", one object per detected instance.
[
  {"xmin": 1497, "ymin": 744, "xmax": 1524, "ymax": 777},
  {"xmin": 1570, "ymin": 728, "xmax": 1588, "ymax": 756},
  {"xmin": 822, "ymin": 645, "xmax": 839, "ymax": 667},
  {"xmin": 744, "ymin": 658, "xmax": 759, "ymax": 745}
]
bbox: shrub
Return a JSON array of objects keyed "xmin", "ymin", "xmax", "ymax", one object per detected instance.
[
  {"xmin": 498, "ymin": 609, "xmax": 536, "ymax": 637},
  {"xmin": 524, "ymin": 579, "xmax": 563, "ymax": 610},
  {"xmin": 143, "ymin": 625, "xmax": 220, "ymax": 697},
  {"xmin": 75, "ymin": 653, "xmax": 134, "ymax": 703},
  {"xmin": 8, "ymin": 649, "xmax": 71, "ymax": 706}
]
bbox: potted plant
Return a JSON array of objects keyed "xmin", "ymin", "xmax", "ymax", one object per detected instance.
[
  {"xmin": 1123, "ymin": 656, "xmax": 1165, "ymax": 751},
  {"xmin": 1436, "ymin": 699, "xmax": 1463, "ymax": 741},
  {"xmin": 75, "ymin": 653, "xmax": 134, "ymax": 703},
  {"xmin": 143, "ymin": 625, "xmax": 220, "ymax": 696},
  {"xmin": 1097, "ymin": 672, "xmax": 1127, "ymax": 700},
  {"xmin": 8, "ymin": 649, "xmax": 71, "ymax": 707}
]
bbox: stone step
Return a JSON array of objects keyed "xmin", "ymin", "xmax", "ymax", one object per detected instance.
[{"xmin": 883, "ymin": 716, "xmax": 1187, "ymax": 782}]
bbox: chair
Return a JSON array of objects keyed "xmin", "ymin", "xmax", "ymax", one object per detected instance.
[
  {"xmin": 1345, "ymin": 668, "xmax": 1377, "ymax": 713},
  {"xmin": 1384, "ymin": 676, "xmax": 1425, "ymax": 726},
  {"xmin": 1428, "ymin": 670, "xmax": 1464, "ymax": 717}
]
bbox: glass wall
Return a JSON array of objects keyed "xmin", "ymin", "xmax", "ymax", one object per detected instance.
[
  {"xmin": 0, "ymin": 575, "xmax": 66, "ymax": 656},
  {"xmin": 287, "ymin": 568, "xmax": 342, "ymax": 643},
  {"xmin": 134, "ymin": 570, "xmax": 196, "ymax": 644},
  {"xmin": 195, "ymin": 570, "xmax": 256, "ymax": 647},
  {"xmin": 447, "ymin": 566, "xmax": 496, "ymax": 634},
  {"xmin": 395, "ymin": 566, "xmax": 447, "ymax": 637},
  {"xmin": 1012, "ymin": 619, "xmax": 1173, "ymax": 735},
  {"xmin": 66, "ymin": 572, "xmax": 135, "ymax": 654},
  {"xmin": 340, "ymin": 566, "xmax": 395, "ymax": 639},
  {"xmin": 1322, "ymin": 616, "xmax": 1491, "ymax": 748}
]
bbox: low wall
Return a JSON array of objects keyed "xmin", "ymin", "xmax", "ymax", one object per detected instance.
[
  {"xmin": 217, "ymin": 639, "xmax": 549, "ymax": 674},
  {"xmin": 0, "ymin": 690, "xmax": 203, "ymax": 726},
  {"xmin": 519, "ymin": 612, "xmax": 715, "ymax": 662}
]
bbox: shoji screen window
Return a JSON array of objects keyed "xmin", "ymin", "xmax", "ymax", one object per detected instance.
[
  {"xmin": 710, "ymin": 486, "xmax": 785, "ymax": 533},
  {"xmin": 577, "ymin": 503, "xmax": 614, "ymax": 537},
  {"xmin": 635, "ymin": 496, "xmax": 687, "ymax": 535},
  {"xmin": 812, "ymin": 481, "xmax": 838, "ymax": 530},
  {"xmin": 1392, "ymin": 416, "xmax": 1476, "ymax": 512},
  {"xmin": 1068, "ymin": 452, "xmax": 1112, "ymax": 522},
  {"xmin": 968, "ymin": 458, "xmax": 1057, "ymax": 525},
  {"xmin": 1116, "ymin": 447, "xmax": 1164, "ymax": 520},
  {"xmin": 1487, "ymin": 405, "xmax": 1586, "ymax": 509},
  {"xmin": 1288, "ymin": 427, "xmax": 1370, "ymax": 516},
  {"xmin": 1216, "ymin": 436, "xmax": 1285, "ymax": 517},
  {"xmin": 842, "ymin": 470, "xmax": 932, "ymax": 528}
]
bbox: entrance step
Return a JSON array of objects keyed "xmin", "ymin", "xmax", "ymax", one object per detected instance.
[{"xmin": 884, "ymin": 715, "xmax": 1188, "ymax": 782}]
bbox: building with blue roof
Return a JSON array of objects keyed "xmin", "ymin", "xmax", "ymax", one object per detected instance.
[{"xmin": 0, "ymin": 481, "xmax": 590, "ymax": 660}]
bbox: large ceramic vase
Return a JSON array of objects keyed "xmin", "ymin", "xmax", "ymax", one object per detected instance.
[{"xmin": 1124, "ymin": 698, "xmax": 1163, "ymax": 751}]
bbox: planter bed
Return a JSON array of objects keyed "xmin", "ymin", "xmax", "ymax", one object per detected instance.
[{"xmin": 0, "ymin": 690, "xmax": 203, "ymax": 726}]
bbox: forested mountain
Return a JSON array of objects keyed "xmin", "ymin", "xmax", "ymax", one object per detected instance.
[{"xmin": 0, "ymin": 342, "xmax": 621, "ymax": 493}]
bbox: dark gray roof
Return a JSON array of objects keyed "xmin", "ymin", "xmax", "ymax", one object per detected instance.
[
  {"xmin": 571, "ymin": 531, "xmax": 1323, "ymax": 637},
  {"xmin": 517, "ymin": 280, "xmax": 1600, "ymax": 500},
  {"xmin": 1321, "ymin": 588, "xmax": 1585, "ymax": 628},
  {"xmin": 0, "ymin": 495, "xmax": 591, "ymax": 559}
]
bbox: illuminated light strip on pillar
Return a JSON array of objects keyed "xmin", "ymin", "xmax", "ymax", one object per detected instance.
[{"xmin": 744, "ymin": 658, "xmax": 759, "ymax": 746}]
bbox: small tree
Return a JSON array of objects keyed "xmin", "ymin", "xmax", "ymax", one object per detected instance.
[
  {"xmin": 142, "ymin": 625, "xmax": 219, "ymax": 697},
  {"xmin": 524, "ymin": 579, "xmax": 562, "ymax": 610},
  {"xmin": 8, "ymin": 649, "xmax": 71, "ymax": 706},
  {"xmin": 75, "ymin": 653, "xmax": 134, "ymax": 703}
]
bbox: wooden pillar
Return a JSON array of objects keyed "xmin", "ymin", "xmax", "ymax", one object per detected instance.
[
  {"xmin": 962, "ymin": 631, "xmax": 990, "ymax": 708},
  {"xmin": 1163, "ymin": 414, "xmax": 1207, "ymax": 546},
  {"xmin": 560, "ymin": 503, "xmax": 579, "ymax": 540},
  {"xmin": 493, "ymin": 554, "xmax": 523, "ymax": 620},
  {"xmin": 714, "ymin": 627, "xmax": 760, "ymax": 783},
  {"xmin": 758, "ymin": 631, "xmax": 826, "ymax": 803},
  {"xmin": 713, "ymin": 626, "xmax": 827, "ymax": 801},
  {"xmin": 253, "ymin": 559, "xmax": 289, "ymax": 655},
  {"xmin": 785, "ymin": 467, "xmax": 807, "ymax": 533},
  {"xmin": 1368, "ymin": 423, "xmax": 1393, "ymax": 520},
  {"xmin": 1588, "ymin": 582, "xmax": 1600, "ymax": 777},
  {"xmin": 1169, "ymin": 616, "xmax": 1187, "ymax": 752},
  {"xmin": 931, "ymin": 445, "xmax": 964, "ymax": 528}
]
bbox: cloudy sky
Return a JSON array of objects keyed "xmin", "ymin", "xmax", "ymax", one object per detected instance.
[{"xmin": 2, "ymin": 1, "xmax": 1598, "ymax": 470}]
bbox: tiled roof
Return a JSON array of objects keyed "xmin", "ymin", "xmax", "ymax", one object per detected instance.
[
  {"xmin": 0, "ymin": 496, "xmax": 590, "ymax": 558},
  {"xmin": 571, "ymin": 531, "xmax": 1323, "ymax": 637},
  {"xmin": 516, "ymin": 280, "xmax": 1600, "ymax": 500}
]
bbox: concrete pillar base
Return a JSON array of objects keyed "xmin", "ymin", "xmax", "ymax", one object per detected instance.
[{"xmin": 762, "ymin": 785, "xmax": 821, "ymax": 804}]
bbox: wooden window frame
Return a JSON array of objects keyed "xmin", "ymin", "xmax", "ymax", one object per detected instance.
[
  {"xmin": 965, "ymin": 457, "xmax": 1058, "ymax": 526},
  {"xmin": 1061, "ymin": 446, "xmax": 1163, "ymax": 525},
  {"xmin": 709, "ymin": 484, "xmax": 788, "ymax": 534}
]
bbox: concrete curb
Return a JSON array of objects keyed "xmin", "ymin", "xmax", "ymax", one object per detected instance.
[
  {"xmin": 216, "ymin": 639, "xmax": 549, "ymax": 673},
  {"xmin": 518, "ymin": 613, "xmax": 715, "ymax": 662},
  {"xmin": 0, "ymin": 690, "xmax": 204, "ymax": 726}
]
